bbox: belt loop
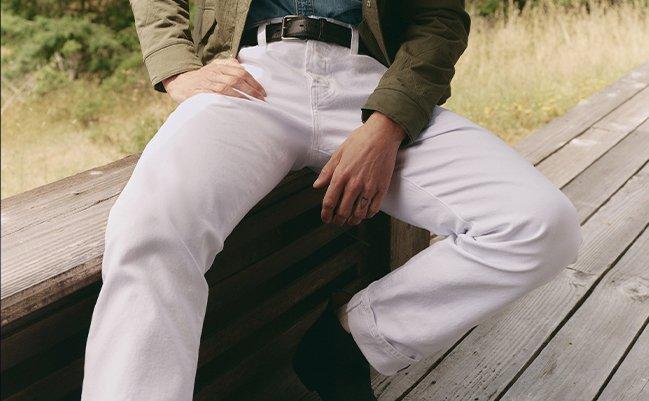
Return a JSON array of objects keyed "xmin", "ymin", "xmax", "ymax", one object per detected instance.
[
  {"xmin": 256, "ymin": 22, "xmax": 267, "ymax": 47},
  {"xmin": 349, "ymin": 27, "xmax": 359, "ymax": 55}
]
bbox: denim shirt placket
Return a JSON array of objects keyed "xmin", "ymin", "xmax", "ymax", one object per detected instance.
[{"xmin": 295, "ymin": 0, "xmax": 315, "ymax": 16}]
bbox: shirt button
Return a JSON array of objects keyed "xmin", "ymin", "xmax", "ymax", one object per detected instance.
[{"xmin": 366, "ymin": 0, "xmax": 371, "ymax": 7}]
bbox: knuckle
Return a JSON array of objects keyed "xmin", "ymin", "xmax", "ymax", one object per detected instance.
[
  {"xmin": 348, "ymin": 179, "xmax": 362, "ymax": 191},
  {"xmin": 338, "ymin": 205, "xmax": 351, "ymax": 216},
  {"xmin": 329, "ymin": 178, "xmax": 343, "ymax": 190},
  {"xmin": 338, "ymin": 170, "xmax": 351, "ymax": 181}
]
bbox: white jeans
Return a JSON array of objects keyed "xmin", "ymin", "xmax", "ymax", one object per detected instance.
[{"xmin": 81, "ymin": 24, "xmax": 582, "ymax": 400}]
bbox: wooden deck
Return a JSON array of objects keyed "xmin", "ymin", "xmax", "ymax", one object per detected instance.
[
  {"xmin": 332, "ymin": 63, "xmax": 648, "ymax": 401},
  {"xmin": 1, "ymin": 62, "xmax": 647, "ymax": 401}
]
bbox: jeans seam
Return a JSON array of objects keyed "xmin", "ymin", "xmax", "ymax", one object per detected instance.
[
  {"xmin": 399, "ymin": 174, "xmax": 473, "ymax": 233},
  {"xmin": 359, "ymin": 289, "xmax": 418, "ymax": 365}
]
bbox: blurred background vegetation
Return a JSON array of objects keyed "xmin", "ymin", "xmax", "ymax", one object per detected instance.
[{"xmin": 1, "ymin": 0, "xmax": 648, "ymax": 197}]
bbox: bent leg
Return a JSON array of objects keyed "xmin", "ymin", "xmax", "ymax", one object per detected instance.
[
  {"xmin": 81, "ymin": 93, "xmax": 309, "ymax": 400},
  {"xmin": 342, "ymin": 108, "xmax": 583, "ymax": 375}
]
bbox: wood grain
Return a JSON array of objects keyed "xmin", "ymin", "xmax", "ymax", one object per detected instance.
[
  {"xmin": 514, "ymin": 62, "xmax": 649, "ymax": 164},
  {"xmin": 598, "ymin": 323, "xmax": 649, "ymax": 401},
  {"xmin": 536, "ymin": 87, "xmax": 649, "ymax": 188},
  {"xmin": 502, "ymin": 228, "xmax": 649, "ymax": 400},
  {"xmin": 563, "ymin": 119, "xmax": 649, "ymax": 222}
]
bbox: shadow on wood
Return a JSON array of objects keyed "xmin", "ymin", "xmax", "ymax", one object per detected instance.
[{"xmin": 0, "ymin": 161, "xmax": 430, "ymax": 401}]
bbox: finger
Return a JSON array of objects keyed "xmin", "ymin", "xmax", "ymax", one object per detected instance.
[
  {"xmin": 208, "ymin": 73, "xmax": 265, "ymax": 100},
  {"xmin": 218, "ymin": 65, "xmax": 267, "ymax": 97},
  {"xmin": 313, "ymin": 154, "xmax": 340, "ymax": 189},
  {"xmin": 367, "ymin": 188, "xmax": 386, "ymax": 218},
  {"xmin": 333, "ymin": 179, "xmax": 363, "ymax": 226},
  {"xmin": 220, "ymin": 86, "xmax": 250, "ymax": 100},
  {"xmin": 348, "ymin": 191, "xmax": 374, "ymax": 225},
  {"xmin": 205, "ymin": 82, "xmax": 249, "ymax": 100},
  {"xmin": 321, "ymin": 173, "xmax": 346, "ymax": 224}
]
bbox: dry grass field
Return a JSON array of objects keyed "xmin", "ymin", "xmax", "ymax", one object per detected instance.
[{"xmin": 1, "ymin": 0, "xmax": 648, "ymax": 198}]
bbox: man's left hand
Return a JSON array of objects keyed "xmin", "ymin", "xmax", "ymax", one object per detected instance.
[{"xmin": 314, "ymin": 112, "xmax": 406, "ymax": 226}]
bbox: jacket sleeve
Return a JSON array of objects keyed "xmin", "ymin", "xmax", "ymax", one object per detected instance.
[
  {"xmin": 130, "ymin": 0, "xmax": 203, "ymax": 92},
  {"xmin": 361, "ymin": 0, "xmax": 470, "ymax": 145}
]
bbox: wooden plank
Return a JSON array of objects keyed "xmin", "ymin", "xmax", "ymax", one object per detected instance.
[
  {"xmin": 395, "ymin": 166, "xmax": 649, "ymax": 401},
  {"xmin": 194, "ymin": 275, "xmax": 372, "ymax": 401},
  {"xmin": 502, "ymin": 228, "xmax": 649, "ymax": 400},
  {"xmin": 536, "ymin": 87, "xmax": 649, "ymax": 188},
  {"xmin": 370, "ymin": 329, "xmax": 472, "ymax": 400},
  {"xmin": 514, "ymin": 62, "xmax": 649, "ymax": 164},
  {"xmin": 1, "ymin": 296, "xmax": 94, "ymax": 370},
  {"xmin": 5, "ymin": 358, "xmax": 83, "ymax": 401},
  {"xmin": 0, "ymin": 155, "xmax": 137, "ymax": 238},
  {"xmin": 0, "ymin": 172, "xmax": 318, "ymax": 328},
  {"xmin": 1, "ymin": 203, "xmax": 110, "ymax": 326},
  {"xmin": 598, "ymin": 323, "xmax": 649, "ymax": 401},
  {"xmin": 198, "ymin": 241, "xmax": 365, "ymax": 366},
  {"xmin": 563, "ymin": 119, "xmax": 649, "ymax": 222},
  {"xmin": 388, "ymin": 218, "xmax": 431, "ymax": 270},
  {"xmin": 209, "ymin": 223, "xmax": 349, "ymax": 310}
]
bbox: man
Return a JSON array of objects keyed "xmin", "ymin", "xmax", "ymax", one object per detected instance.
[{"xmin": 81, "ymin": 0, "xmax": 583, "ymax": 400}]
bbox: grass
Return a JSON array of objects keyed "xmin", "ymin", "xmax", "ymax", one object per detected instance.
[
  {"xmin": 446, "ymin": 0, "xmax": 649, "ymax": 143},
  {"xmin": 2, "ymin": 0, "xmax": 648, "ymax": 198}
]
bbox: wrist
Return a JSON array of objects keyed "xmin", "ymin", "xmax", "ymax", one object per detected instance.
[
  {"xmin": 162, "ymin": 74, "xmax": 179, "ymax": 91},
  {"xmin": 368, "ymin": 112, "xmax": 406, "ymax": 143}
]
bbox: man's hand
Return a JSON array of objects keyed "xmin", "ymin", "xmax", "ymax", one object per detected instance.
[
  {"xmin": 314, "ymin": 112, "xmax": 406, "ymax": 226},
  {"xmin": 162, "ymin": 59, "xmax": 267, "ymax": 103}
]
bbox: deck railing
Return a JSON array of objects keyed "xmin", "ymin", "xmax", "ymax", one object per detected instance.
[{"xmin": 0, "ymin": 156, "xmax": 430, "ymax": 400}]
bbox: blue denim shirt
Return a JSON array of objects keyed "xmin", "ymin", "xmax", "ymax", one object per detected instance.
[{"xmin": 245, "ymin": 0, "xmax": 363, "ymax": 28}]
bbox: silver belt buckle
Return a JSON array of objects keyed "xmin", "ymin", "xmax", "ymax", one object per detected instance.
[{"xmin": 280, "ymin": 15, "xmax": 304, "ymax": 40}]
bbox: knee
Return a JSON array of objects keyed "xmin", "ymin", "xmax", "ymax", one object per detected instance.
[
  {"xmin": 475, "ymin": 184, "xmax": 582, "ymax": 287},
  {"xmin": 506, "ymin": 188, "xmax": 582, "ymax": 282}
]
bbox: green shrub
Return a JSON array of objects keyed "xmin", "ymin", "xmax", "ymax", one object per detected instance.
[{"xmin": 1, "ymin": 11, "xmax": 139, "ymax": 80}]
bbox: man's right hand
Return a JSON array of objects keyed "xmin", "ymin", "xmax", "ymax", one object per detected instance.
[{"xmin": 162, "ymin": 58, "xmax": 267, "ymax": 103}]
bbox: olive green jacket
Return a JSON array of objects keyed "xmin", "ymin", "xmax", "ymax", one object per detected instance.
[{"xmin": 130, "ymin": 0, "xmax": 470, "ymax": 144}]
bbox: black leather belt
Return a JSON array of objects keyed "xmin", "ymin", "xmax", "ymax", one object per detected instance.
[{"xmin": 241, "ymin": 15, "xmax": 353, "ymax": 48}]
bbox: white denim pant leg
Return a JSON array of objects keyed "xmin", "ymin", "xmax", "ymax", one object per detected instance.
[
  {"xmin": 306, "ymin": 41, "xmax": 583, "ymax": 375},
  {"xmin": 82, "ymin": 24, "xmax": 583, "ymax": 399},
  {"xmin": 81, "ymin": 35, "xmax": 316, "ymax": 400}
]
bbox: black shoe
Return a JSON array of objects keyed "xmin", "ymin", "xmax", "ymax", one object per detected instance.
[{"xmin": 292, "ymin": 294, "xmax": 377, "ymax": 401}]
